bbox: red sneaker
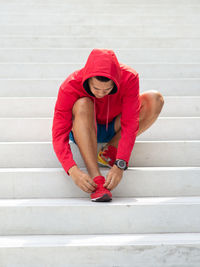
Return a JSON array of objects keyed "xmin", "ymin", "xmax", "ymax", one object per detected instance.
[
  {"xmin": 97, "ymin": 144, "xmax": 117, "ymax": 168},
  {"xmin": 90, "ymin": 176, "xmax": 112, "ymax": 202}
]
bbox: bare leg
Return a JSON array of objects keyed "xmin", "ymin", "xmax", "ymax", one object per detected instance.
[
  {"xmin": 71, "ymin": 91, "xmax": 164, "ymax": 179},
  {"xmin": 71, "ymin": 97, "xmax": 101, "ymax": 179},
  {"xmin": 105, "ymin": 90, "xmax": 165, "ymax": 150}
]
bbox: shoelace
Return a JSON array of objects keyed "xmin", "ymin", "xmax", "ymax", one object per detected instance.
[
  {"xmin": 93, "ymin": 176, "xmax": 106, "ymax": 192},
  {"xmin": 95, "ymin": 184, "xmax": 106, "ymax": 192}
]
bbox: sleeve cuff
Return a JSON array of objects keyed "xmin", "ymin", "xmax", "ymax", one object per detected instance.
[{"xmin": 62, "ymin": 160, "xmax": 77, "ymax": 176}]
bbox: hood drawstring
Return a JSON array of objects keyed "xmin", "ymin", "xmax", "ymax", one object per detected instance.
[
  {"xmin": 93, "ymin": 97, "xmax": 97, "ymax": 137},
  {"xmin": 93, "ymin": 95, "xmax": 110, "ymax": 138},
  {"xmin": 106, "ymin": 94, "xmax": 109, "ymax": 132}
]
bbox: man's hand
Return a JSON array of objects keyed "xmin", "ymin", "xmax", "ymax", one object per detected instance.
[
  {"xmin": 68, "ymin": 166, "xmax": 97, "ymax": 193},
  {"xmin": 103, "ymin": 164, "xmax": 124, "ymax": 191}
]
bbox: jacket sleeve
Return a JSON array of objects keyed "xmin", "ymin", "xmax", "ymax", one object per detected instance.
[
  {"xmin": 52, "ymin": 86, "xmax": 77, "ymax": 176},
  {"xmin": 116, "ymin": 73, "xmax": 141, "ymax": 166}
]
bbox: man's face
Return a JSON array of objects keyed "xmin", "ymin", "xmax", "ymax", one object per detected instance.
[{"xmin": 88, "ymin": 77, "xmax": 114, "ymax": 98}]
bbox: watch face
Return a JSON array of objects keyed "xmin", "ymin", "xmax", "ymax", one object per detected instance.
[{"xmin": 118, "ymin": 160, "xmax": 126, "ymax": 168}]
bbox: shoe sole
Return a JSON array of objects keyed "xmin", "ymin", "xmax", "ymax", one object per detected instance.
[{"xmin": 91, "ymin": 193, "xmax": 112, "ymax": 202}]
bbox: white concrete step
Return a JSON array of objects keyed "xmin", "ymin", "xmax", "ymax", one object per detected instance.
[
  {"xmin": 1, "ymin": 36, "xmax": 199, "ymax": 48},
  {"xmin": 0, "ymin": 233, "xmax": 199, "ymax": 267},
  {"xmin": 1, "ymin": 3, "xmax": 199, "ymax": 15},
  {"xmin": 0, "ymin": 63, "xmax": 199, "ymax": 79},
  {"xmin": 0, "ymin": 167, "xmax": 199, "ymax": 199},
  {"xmin": 1, "ymin": 0, "xmax": 200, "ymax": 5},
  {"xmin": 1, "ymin": 48, "xmax": 199, "ymax": 63},
  {"xmin": 160, "ymin": 97, "xmax": 200, "ymax": 117},
  {"xmin": 0, "ymin": 117, "xmax": 199, "ymax": 142},
  {"xmin": 0, "ymin": 197, "xmax": 200, "ymax": 235},
  {"xmin": 1, "ymin": 96, "xmax": 199, "ymax": 118},
  {"xmin": 0, "ymin": 24, "xmax": 199, "ymax": 37},
  {"xmin": 0, "ymin": 79, "xmax": 199, "ymax": 97},
  {"xmin": 1, "ymin": 14, "xmax": 200, "ymax": 25},
  {"xmin": 131, "ymin": 117, "xmax": 200, "ymax": 141},
  {"xmin": 0, "ymin": 141, "xmax": 199, "ymax": 168}
]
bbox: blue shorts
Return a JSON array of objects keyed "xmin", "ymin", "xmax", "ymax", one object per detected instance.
[{"xmin": 69, "ymin": 116, "xmax": 117, "ymax": 144}]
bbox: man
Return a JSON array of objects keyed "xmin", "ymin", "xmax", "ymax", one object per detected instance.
[{"xmin": 52, "ymin": 48, "xmax": 164, "ymax": 202}]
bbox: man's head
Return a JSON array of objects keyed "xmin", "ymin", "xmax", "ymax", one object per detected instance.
[{"xmin": 88, "ymin": 76, "xmax": 114, "ymax": 98}]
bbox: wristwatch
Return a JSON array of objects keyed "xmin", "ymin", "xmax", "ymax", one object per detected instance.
[{"xmin": 114, "ymin": 159, "xmax": 128, "ymax": 170}]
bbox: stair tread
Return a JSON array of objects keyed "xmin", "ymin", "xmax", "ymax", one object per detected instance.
[
  {"xmin": 0, "ymin": 233, "xmax": 200, "ymax": 248},
  {"xmin": 1, "ymin": 166, "xmax": 200, "ymax": 172},
  {"xmin": 0, "ymin": 196, "xmax": 200, "ymax": 206}
]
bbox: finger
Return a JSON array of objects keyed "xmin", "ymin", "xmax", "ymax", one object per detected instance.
[
  {"xmin": 109, "ymin": 176, "xmax": 121, "ymax": 190},
  {"xmin": 87, "ymin": 179, "xmax": 97, "ymax": 191},
  {"xmin": 84, "ymin": 180, "xmax": 96, "ymax": 192},
  {"xmin": 107, "ymin": 178, "xmax": 116, "ymax": 190},
  {"xmin": 88, "ymin": 184, "xmax": 96, "ymax": 192},
  {"xmin": 82, "ymin": 184, "xmax": 92, "ymax": 193},
  {"xmin": 103, "ymin": 176, "xmax": 112, "ymax": 187},
  {"xmin": 88, "ymin": 178, "xmax": 97, "ymax": 188}
]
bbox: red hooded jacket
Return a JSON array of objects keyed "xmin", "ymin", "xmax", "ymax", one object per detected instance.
[{"xmin": 52, "ymin": 48, "xmax": 141, "ymax": 175}]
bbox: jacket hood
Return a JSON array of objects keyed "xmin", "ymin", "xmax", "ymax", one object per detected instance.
[
  {"xmin": 81, "ymin": 48, "xmax": 122, "ymax": 134},
  {"xmin": 82, "ymin": 48, "xmax": 121, "ymax": 97}
]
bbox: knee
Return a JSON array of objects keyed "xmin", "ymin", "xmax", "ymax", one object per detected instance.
[
  {"xmin": 72, "ymin": 97, "xmax": 94, "ymax": 117},
  {"xmin": 147, "ymin": 90, "xmax": 164, "ymax": 115}
]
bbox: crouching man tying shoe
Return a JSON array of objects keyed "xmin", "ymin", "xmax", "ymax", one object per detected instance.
[{"xmin": 52, "ymin": 48, "xmax": 164, "ymax": 202}]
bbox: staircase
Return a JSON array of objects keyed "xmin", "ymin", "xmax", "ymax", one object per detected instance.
[{"xmin": 0, "ymin": 0, "xmax": 200, "ymax": 266}]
